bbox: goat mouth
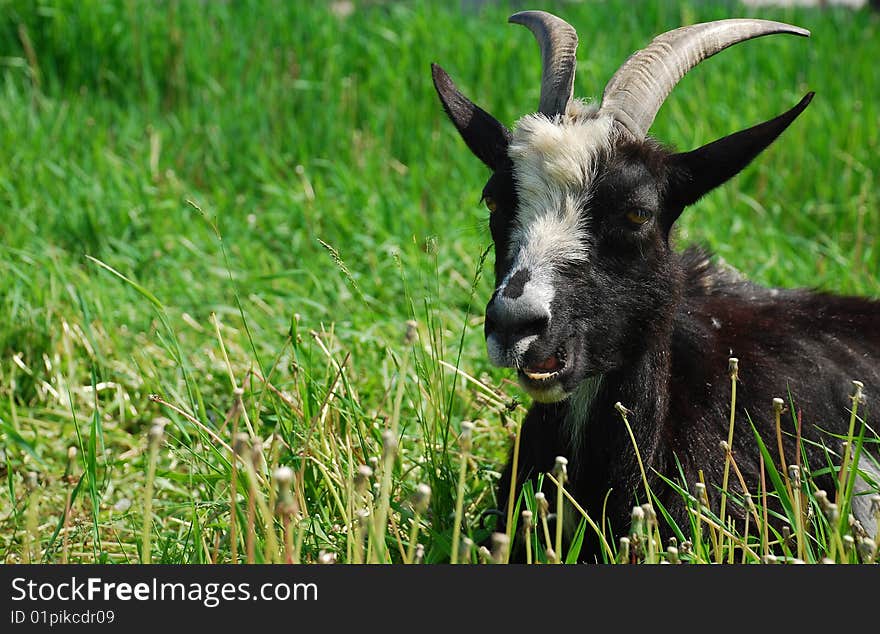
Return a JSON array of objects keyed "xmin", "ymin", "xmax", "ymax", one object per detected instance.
[{"xmin": 520, "ymin": 350, "xmax": 566, "ymax": 382}]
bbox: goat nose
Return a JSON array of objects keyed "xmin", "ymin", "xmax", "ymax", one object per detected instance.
[{"xmin": 485, "ymin": 293, "xmax": 550, "ymax": 339}]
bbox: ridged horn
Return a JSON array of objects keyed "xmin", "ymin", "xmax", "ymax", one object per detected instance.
[
  {"xmin": 600, "ymin": 19, "xmax": 810, "ymax": 140},
  {"xmin": 509, "ymin": 10, "xmax": 579, "ymax": 117}
]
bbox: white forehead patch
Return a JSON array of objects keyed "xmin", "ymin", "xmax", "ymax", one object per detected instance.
[{"xmin": 506, "ymin": 100, "xmax": 615, "ymax": 269}]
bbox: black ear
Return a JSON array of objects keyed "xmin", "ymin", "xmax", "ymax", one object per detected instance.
[
  {"xmin": 667, "ymin": 92, "xmax": 814, "ymax": 214},
  {"xmin": 431, "ymin": 63, "xmax": 510, "ymax": 171}
]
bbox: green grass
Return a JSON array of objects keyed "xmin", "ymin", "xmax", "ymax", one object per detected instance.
[{"xmin": 0, "ymin": 0, "xmax": 878, "ymax": 564}]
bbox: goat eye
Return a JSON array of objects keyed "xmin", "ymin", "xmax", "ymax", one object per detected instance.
[
  {"xmin": 625, "ymin": 209, "xmax": 651, "ymax": 226},
  {"xmin": 484, "ymin": 196, "xmax": 498, "ymax": 213}
]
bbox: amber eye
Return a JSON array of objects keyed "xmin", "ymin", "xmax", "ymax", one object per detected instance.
[
  {"xmin": 484, "ymin": 196, "xmax": 498, "ymax": 213},
  {"xmin": 626, "ymin": 209, "xmax": 651, "ymax": 226}
]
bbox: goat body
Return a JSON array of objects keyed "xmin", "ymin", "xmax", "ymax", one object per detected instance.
[{"xmin": 498, "ymin": 248, "xmax": 880, "ymax": 558}]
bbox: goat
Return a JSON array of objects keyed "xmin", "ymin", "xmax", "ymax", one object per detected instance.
[{"xmin": 432, "ymin": 11, "xmax": 880, "ymax": 561}]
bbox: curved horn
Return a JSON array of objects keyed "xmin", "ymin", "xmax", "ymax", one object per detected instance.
[
  {"xmin": 600, "ymin": 19, "xmax": 810, "ymax": 140},
  {"xmin": 509, "ymin": 11, "xmax": 579, "ymax": 117}
]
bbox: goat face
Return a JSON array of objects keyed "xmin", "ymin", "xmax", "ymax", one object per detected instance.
[
  {"xmin": 433, "ymin": 12, "xmax": 812, "ymax": 403},
  {"xmin": 481, "ymin": 110, "xmax": 679, "ymax": 402}
]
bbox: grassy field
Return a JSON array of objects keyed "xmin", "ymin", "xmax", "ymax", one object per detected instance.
[{"xmin": 0, "ymin": 0, "xmax": 878, "ymax": 564}]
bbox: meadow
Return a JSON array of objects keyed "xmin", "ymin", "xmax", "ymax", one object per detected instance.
[{"xmin": 0, "ymin": 0, "xmax": 878, "ymax": 564}]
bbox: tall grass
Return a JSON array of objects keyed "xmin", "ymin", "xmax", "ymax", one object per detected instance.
[{"xmin": 0, "ymin": 0, "xmax": 878, "ymax": 564}]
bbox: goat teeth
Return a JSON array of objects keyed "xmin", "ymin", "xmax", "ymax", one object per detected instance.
[{"xmin": 523, "ymin": 370, "xmax": 559, "ymax": 381}]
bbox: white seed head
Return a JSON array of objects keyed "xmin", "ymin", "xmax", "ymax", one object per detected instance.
[
  {"xmin": 614, "ymin": 401, "xmax": 631, "ymax": 416},
  {"xmin": 522, "ymin": 509, "xmax": 534, "ymax": 529},
  {"xmin": 459, "ymin": 421, "xmax": 474, "ymax": 453},
  {"xmin": 273, "ymin": 466, "xmax": 294, "ymax": 487},
  {"xmin": 618, "ymin": 537, "xmax": 630, "ymax": 563},
  {"xmin": 857, "ymin": 537, "xmax": 876, "ymax": 562},
  {"xmin": 148, "ymin": 422, "xmax": 165, "ymax": 444},
  {"xmin": 412, "ymin": 483, "xmax": 431, "ymax": 514},
  {"xmin": 788, "ymin": 464, "xmax": 801, "ymax": 486},
  {"xmin": 772, "ymin": 397, "xmax": 784, "ymax": 413},
  {"xmin": 354, "ymin": 465, "xmax": 372, "ymax": 495},
  {"xmin": 728, "ymin": 357, "xmax": 739, "ymax": 376},
  {"xmin": 534, "ymin": 492, "xmax": 549, "ymax": 517},
  {"xmin": 477, "ymin": 545, "xmax": 491, "ymax": 564},
  {"xmin": 631, "ymin": 505, "xmax": 645, "ymax": 534},
  {"xmin": 404, "ymin": 319, "xmax": 418, "ymax": 344},
  {"xmin": 67, "ymin": 446, "xmax": 78, "ymax": 461},
  {"xmin": 491, "ymin": 533, "xmax": 510, "ymax": 564},
  {"xmin": 382, "ymin": 429, "xmax": 398, "ymax": 456},
  {"xmin": 25, "ymin": 471, "xmax": 38, "ymax": 492},
  {"xmin": 317, "ymin": 550, "xmax": 337, "ymax": 564}
]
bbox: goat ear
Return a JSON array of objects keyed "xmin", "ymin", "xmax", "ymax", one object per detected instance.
[
  {"xmin": 666, "ymin": 92, "xmax": 814, "ymax": 216},
  {"xmin": 432, "ymin": 63, "xmax": 510, "ymax": 171}
]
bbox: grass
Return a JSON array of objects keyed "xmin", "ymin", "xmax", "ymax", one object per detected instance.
[{"xmin": 0, "ymin": 0, "xmax": 878, "ymax": 564}]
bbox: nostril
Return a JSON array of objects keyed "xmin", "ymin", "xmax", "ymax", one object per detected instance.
[{"xmin": 486, "ymin": 295, "xmax": 550, "ymax": 340}]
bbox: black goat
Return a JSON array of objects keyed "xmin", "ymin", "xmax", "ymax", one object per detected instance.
[{"xmin": 432, "ymin": 11, "xmax": 880, "ymax": 561}]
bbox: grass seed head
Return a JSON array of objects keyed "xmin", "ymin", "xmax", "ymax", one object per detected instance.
[
  {"xmin": 273, "ymin": 466, "xmax": 293, "ymax": 487},
  {"xmin": 459, "ymin": 421, "xmax": 474, "ymax": 453},
  {"xmin": 25, "ymin": 471, "xmax": 38, "ymax": 492},
  {"xmin": 404, "ymin": 319, "xmax": 418, "ymax": 344},
  {"xmin": 694, "ymin": 482, "xmax": 708, "ymax": 507},
  {"xmin": 382, "ymin": 428, "xmax": 397, "ymax": 452},
  {"xmin": 232, "ymin": 433, "xmax": 250, "ymax": 458},
  {"xmin": 553, "ymin": 456, "xmax": 568, "ymax": 481},
  {"xmin": 631, "ymin": 505, "xmax": 645, "ymax": 534},
  {"xmin": 317, "ymin": 550, "xmax": 337, "ymax": 564},
  {"xmin": 148, "ymin": 422, "xmax": 165, "ymax": 446},
  {"xmin": 414, "ymin": 544, "xmax": 425, "ymax": 564},
  {"xmin": 354, "ymin": 465, "xmax": 373, "ymax": 496},
  {"xmin": 273, "ymin": 466, "xmax": 297, "ymax": 516},
  {"xmin": 857, "ymin": 537, "xmax": 876, "ymax": 562},
  {"xmin": 772, "ymin": 397, "xmax": 785, "ymax": 414},
  {"xmin": 618, "ymin": 537, "xmax": 630, "ymax": 563},
  {"xmin": 788, "ymin": 464, "xmax": 801, "ymax": 487},
  {"xmin": 412, "ymin": 483, "xmax": 431, "ymax": 514},
  {"xmin": 522, "ymin": 509, "xmax": 533, "ymax": 530},
  {"xmin": 535, "ymin": 492, "xmax": 549, "ymax": 518},
  {"xmin": 64, "ymin": 446, "xmax": 78, "ymax": 483},
  {"xmin": 491, "ymin": 532, "xmax": 509, "ymax": 564},
  {"xmin": 477, "ymin": 544, "xmax": 491, "ymax": 564},
  {"xmin": 728, "ymin": 357, "xmax": 739, "ymax": 378}
]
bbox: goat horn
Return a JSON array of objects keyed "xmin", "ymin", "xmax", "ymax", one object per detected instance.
[
  {"xmin": 509, "ymin": 11, "xmax": 578, "ymax": 117},
  {"xmin": 600, "ymin": 19, "xmax": 810, "ymax": 140}
]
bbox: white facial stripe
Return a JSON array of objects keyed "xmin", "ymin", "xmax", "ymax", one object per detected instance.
[{"xmin": 507, "ymin": 102, "xmax": 615, "ymax": 268}]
